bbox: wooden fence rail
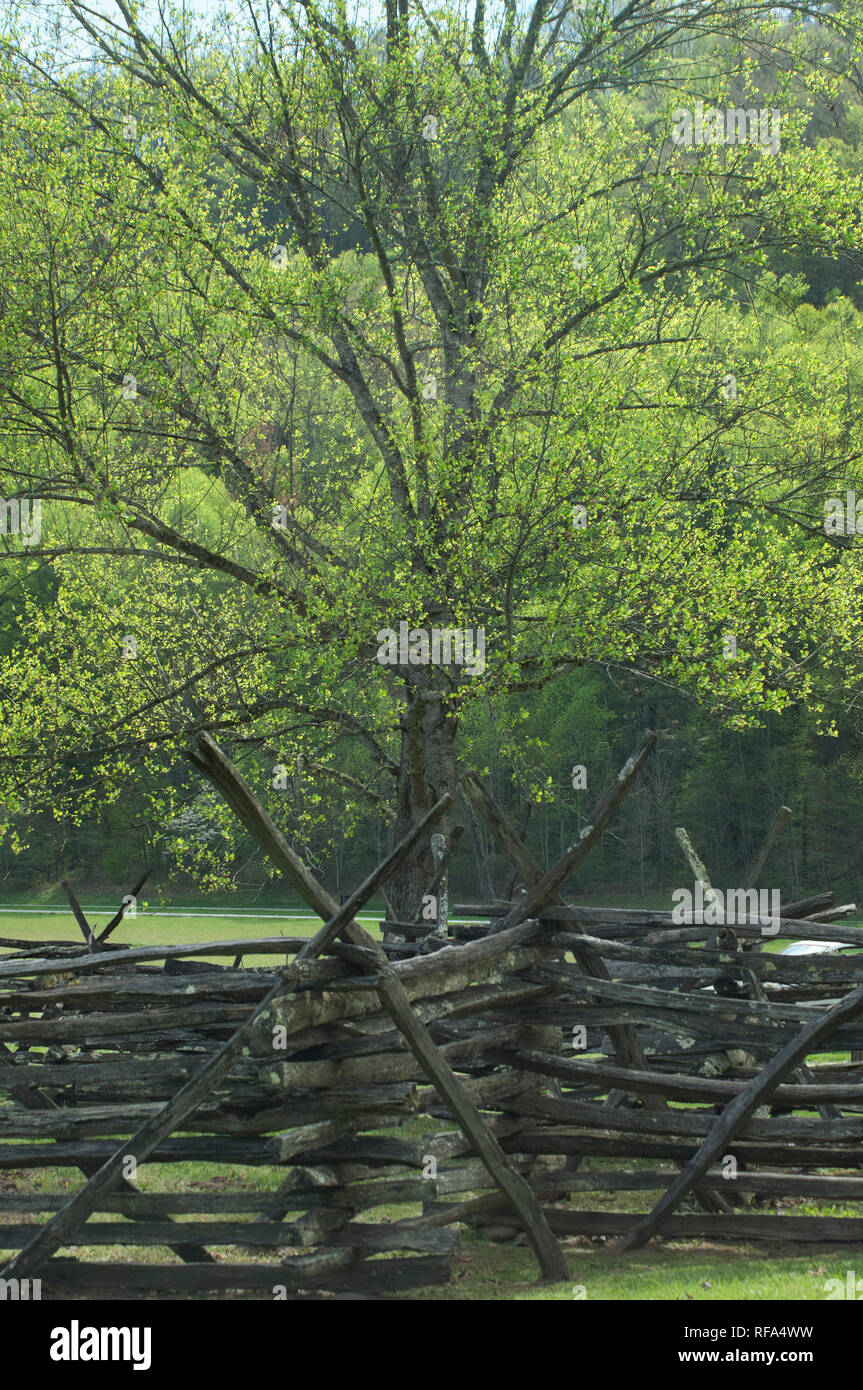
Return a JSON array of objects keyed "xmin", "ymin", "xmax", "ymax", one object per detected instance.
[{"xmin": 2, "ymin": 737, "xmax": 863, "ymax": 1297}]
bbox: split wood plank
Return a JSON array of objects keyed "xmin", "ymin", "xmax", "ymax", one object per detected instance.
[
  {"xmin": 419, "ymin": 1166, "xmax": 863, "ymax": 1232},
  {"xmin": 38, "ymin": 1254, "xmax": 452, "ymax": 1295},
  {"xmin": 499, "ymin": 1049, "xmax": 863, "ymax": 1105},
  {"xmin": 461, "ymin": 757, "xmax": 732, "ymax": 1216},
  {"xmin": 425, "ymin": 825, "xmax": 464, "ymax": 901},
  {"xmin": 0, "ymin": 1220, "xmax": 456, "ymax": 1253},
  {"xmin": 674, "ymin": 829, "xmax": 844, "ymax": 1125},
  {"xmin": 674, "ymin": 826, "xmax": 727, "ymax": 951},
  {"xmin": 452, "ymin": 1208, "xmax": 863, "ymax": 1242},
  {"xmin": 483, "ymin": 731, "xmax": 657, "ymax": 937},
  {"xmin": 743, "ymin": 807, "xmax": 792, "ymax": 893},
  {"xmin": 60, "ymin": 879, "xmax": 96, "ymax": 953},
  {"xmin": 614, "ymin": 976, "xmax": 863, "ymax": 1252},
  {"xmin": 461, "ymin": 767, "xmax": 660, "ymax": 1080},
  {"xmin": 0, "ymin": 1042, "xmax": 213, "ymax": 1265},
  {"xmin": 0, "ymin": 782, "xmax": 454, "ymax": 1284},
  {"xmin": 98, "ymin": 870, "xmax": 152, "ymax": 944},
  {"xmin": 185, "ymin": 733, "xmax": 567, "ymax": 1280}
]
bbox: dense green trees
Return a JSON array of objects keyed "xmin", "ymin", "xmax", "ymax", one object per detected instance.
[
  {"xmin": 5, "ymin": 661, "xmax": 863, "ymax": 905},
  {"xmin": 2, "ymin": 2, "xmax": 863, "ymax": 910}
]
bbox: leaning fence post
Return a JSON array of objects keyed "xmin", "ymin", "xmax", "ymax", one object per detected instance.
[
  {"xmin": 614, "ymin": 977, "xmax": 863, "ymax": 1253},
  {"xmin": 431, "ymin": 833, "xmax": 448, "ymax": 939}
]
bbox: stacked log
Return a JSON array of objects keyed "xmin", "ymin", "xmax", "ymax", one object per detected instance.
[
  {"xmin": 4, "ymin": 733, "xmax": 863, "ymax": 1297},
  {"xmin": 3, "ymin": 900, "xmax": 863, "ymax": 1296}
]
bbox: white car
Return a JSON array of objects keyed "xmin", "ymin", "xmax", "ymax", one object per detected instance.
[{"xmin": 780, "ymin": 940, "xmax": 850, "ymax": 956}]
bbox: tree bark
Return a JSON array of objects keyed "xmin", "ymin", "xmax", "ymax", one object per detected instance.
[{"xmin": 390, "ymin": 682, "xmax": 459, "ymax": 921}]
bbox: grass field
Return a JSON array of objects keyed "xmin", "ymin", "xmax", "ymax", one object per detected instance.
[
  {"xmin": 0, "ymin": 905, "xmax": 372, "ymax": 966},
  {"xmin": 2, "ymin": 901, "xmax": 863, "ymax": 1300}
]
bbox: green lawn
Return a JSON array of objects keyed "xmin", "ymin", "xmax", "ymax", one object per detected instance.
[
  {"xmin": 0, "ymin": 907, "xmax": 380, "ymax": 966},
  {"xmin": 412, "ymin": 1234, "xmax": 863, "ymax": 1300},
  {"xmin": 1, "ymin": 910, "xmax": 323, "ymax": 939}
]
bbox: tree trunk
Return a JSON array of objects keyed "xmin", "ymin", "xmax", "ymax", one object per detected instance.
[{"xmin": 388, "ymin": 682, "xmax": 459, "ymax": 922}]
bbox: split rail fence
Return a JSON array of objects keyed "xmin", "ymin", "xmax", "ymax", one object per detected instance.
[{"xmin": 2, "ymin": 731, "xmax": 863, "ymax": 1298}]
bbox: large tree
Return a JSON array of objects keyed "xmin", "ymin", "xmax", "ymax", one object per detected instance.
[{"xmin": 2, "ymin": 0, "xmax": 863, "ymax": 912}]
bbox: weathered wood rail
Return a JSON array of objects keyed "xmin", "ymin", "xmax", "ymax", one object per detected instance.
[{"xmin": 2, "ymin": 732, "xmax": 863, "ymax": 1298}]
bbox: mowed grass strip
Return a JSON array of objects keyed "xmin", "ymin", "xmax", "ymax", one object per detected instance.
[{"xmin": 0, "ymin": 909, "xmax": 383, "ymax": 967}]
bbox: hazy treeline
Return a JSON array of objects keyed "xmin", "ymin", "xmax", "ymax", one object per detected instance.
[{"xmin": 4, "ymin": 664, "xmax": 861, "ymax": 904}]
